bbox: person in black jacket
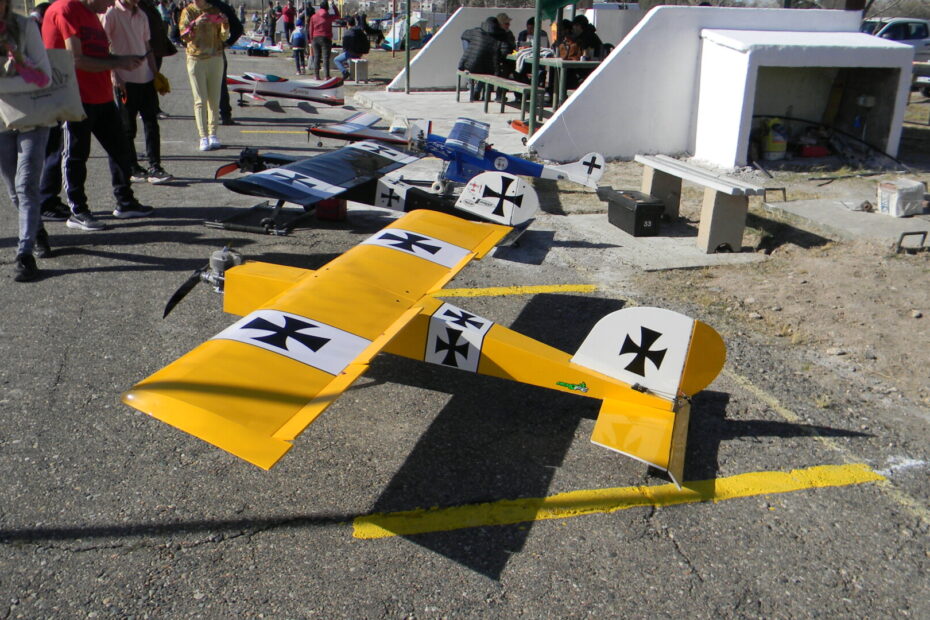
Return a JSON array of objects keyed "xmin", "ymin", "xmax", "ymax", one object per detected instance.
[
  {"xmin": 458, "ymin": 16, "xmax": 509, "ymax": 100},
  {"xmin": 333, "ymin": 16, "xmax": 369, "ymax": 79},
  {"xmin": 206, "ymin": 0, "xmax": 243, "ymax": 125}
]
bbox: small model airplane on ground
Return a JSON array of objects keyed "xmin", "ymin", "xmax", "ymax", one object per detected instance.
[
  {"xmin": 308, "ymin": 111, "xmax": 410, "ymax": 145},
  {"xmin": 213, "ymin": 142, "xmax": 540, "ymax": 235},
  {"xmin": 308, "ymin": 115, "xmax": 605, "ymax": 193},
  {"xmin": 227, "ymin": 72, "xmax": 344, "ymax": 106},
  {"xmin": 228, "ymin": 35, "xmax": 284, "ymax": 56},
  {"xmin": 123, "ymin": 210, "xmax": 726, "ymax": 487}
]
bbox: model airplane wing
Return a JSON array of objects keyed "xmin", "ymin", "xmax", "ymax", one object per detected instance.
[
  {"xmin": 308, "ymin": 112, "xmax": 409, "ymax": 145},
  {"xmin": 307, "ymin": 112, "xmax": 432, "ymax": 144},
  {"xmin": 123, "ymin": 211, "xmax": 511, "ymax": 469},
  {"xmin": 222, "ymin": 141, "xmax": 420, "ymax": 207}
]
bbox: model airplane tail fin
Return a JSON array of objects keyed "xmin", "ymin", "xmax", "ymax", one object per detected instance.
[
  {"xmin": 548, "ymin": 152, "xmax": 605, "ymax": 188},
  {"xmin": 571, "ymin": 307, "xmax": 725, "ymax": 486},
  {"xmin": 454, "ymin": 171, "xmax": 538, "ymax": 228},
  {"xmin": 404, "ymin": 119, "xmax": 431, "ymax": 143},
  {"xmin": 571, "ymin": 307, "xmax": 725, "ymax": 401}
]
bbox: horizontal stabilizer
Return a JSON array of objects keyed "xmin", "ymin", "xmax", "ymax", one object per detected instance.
[
  {"xmin": 591, "ymin": 398, "xmax": 690, "ymax": 487},
  {"xmin": 548, "ymin": 152, "xmax": 605, "ymax": 188}
]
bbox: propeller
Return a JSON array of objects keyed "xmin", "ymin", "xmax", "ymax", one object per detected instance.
[
  {"xmin": 163, "ymin": 247, "xmax": 243, "ymax": 318},
  {"xmin": 213, "ymin": 148, "xmax": 268, "ymax": 179}
]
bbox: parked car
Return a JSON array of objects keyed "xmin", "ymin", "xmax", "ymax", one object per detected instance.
[{"xmin": 861, "ymin": 17, "xmax": 930, "ymax": 61}]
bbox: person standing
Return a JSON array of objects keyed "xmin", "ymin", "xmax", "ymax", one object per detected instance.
[
  {"xmin": 178, "ymin": 0, "xmax": 228, "ymax": 150},
  {"xmin": 0, "ymin": 0, "xmax": 53, "ymax": 280},
  {"xmin": 102, "ymin": 0, "xmax": 174, "ymax": 183},
  {"xmin": 281, "ymin": 0, "xmax": 295, "ymax": 44},
  {"xmin": 205, "ymin": 0, "xmax": 242, "ymax": 127},
  {"xmin": 308, "ymin": 0, "xmax": 337, "ymax": 80},
  {"xmin": 42, "ymin": 0, "xmax": 154, "ymax": 232},
  {"xmin": 290, "ymin": 18, "xmax": 306, "ymax": 74}
]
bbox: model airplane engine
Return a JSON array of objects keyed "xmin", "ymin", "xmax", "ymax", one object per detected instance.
[
  {"xmin": 207, "ymin": 248, "xmax": 244, "ymax": 292},
  {"xmin": 162, "ymin": 247, "xmax": 243, "ymax": 318}
]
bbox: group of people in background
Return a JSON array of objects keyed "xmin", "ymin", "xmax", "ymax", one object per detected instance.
[
  {"xmin": 458, "ymin": 12, "xmax": 604, "ymax": 102},
  {"xmin": 0, "ymin": 0, "xmax": 244, "ymax": 283}
]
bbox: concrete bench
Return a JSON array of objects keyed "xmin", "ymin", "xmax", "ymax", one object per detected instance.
[
  {"xmin": 455, "ymin": 70, "xmax": 543, "ymax": 122},
  {"xmin": 634, "ymin": 154, "xmax": 767, "ymax": 253}
]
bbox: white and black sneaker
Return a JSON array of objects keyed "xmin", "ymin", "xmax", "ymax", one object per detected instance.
[
  {"xmin": 147, "ymin": 165, "xmax": 174, "ymax": 184},
  {"xmin": 67, "ymin": 211, "xmax": 106, "ymax": 231},
  {"xmin": 113, "ymin": 202, "xmax": 154, "ymax": 219},
  {"xmin": 129, "ymin": 166, "xmax": 149, "ymax": 182}
]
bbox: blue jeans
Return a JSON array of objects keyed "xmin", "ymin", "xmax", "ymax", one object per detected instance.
[
  {"xmin": 0, "ymin": 127, "xmax": 50, "ymax": 256},
  {"xmin": 333, "ymin": 51, "xmax": 358, "ymax": 75}
]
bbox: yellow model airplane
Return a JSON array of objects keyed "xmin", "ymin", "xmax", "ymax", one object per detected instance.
[{"xmin": 123, "ymin": 211, "xmax": 725, "ymax": 486}]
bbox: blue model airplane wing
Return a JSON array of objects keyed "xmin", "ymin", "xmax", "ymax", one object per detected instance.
[
  {"xmin": 444, "ymin": 118, "xmax": 489, "ymax": 158},
  {"xmin": 223, "ymin": 141, "xmax": 420, "ymax": 207}
]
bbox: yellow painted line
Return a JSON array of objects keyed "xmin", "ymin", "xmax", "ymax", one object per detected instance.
[
  {"xmin": 724, "ymin": 368, "xmax": 930, "ymax": 526},
  {"xmin": 353, "ymin": 463, "xmax": 883, "ymax": 539},
  {"xmin": 239, "ymin": 130, "xmax": 306, "ymax": 134},
  {"xmin": 435, "ymin": 284, "xmax": 598, "ymax": 298}
]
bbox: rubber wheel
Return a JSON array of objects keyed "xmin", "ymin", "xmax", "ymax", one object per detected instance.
[{"xmin": 430, "ymin": 180, "xmax": 444, "ymax": 193}]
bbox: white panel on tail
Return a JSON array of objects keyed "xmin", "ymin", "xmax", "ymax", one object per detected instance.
[
  {"xmin": 374, "ymin": 177, "xmax": 412, "ymax": 211},
  {"xmin": 571, "ymin": 307, "xmax": 694, "ymax": 401},
  {"xmin": 455, "ymin": 172, "xmax": 539, "ymax": 226},
  {"xmin": 546, "ymin": 152, "xmax": 605, "ymax": 188}
]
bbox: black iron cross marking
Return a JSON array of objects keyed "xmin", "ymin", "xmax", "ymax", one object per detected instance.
[
  {"xmin": 481, "ymin": 176, "xmax": 523, "ymax": 216},
  {"xmin": 582, "ymin": 156, "xmax": 602, "ymax": 176},
  {"xmin": 435, "ymin": 327, "xmax": 470, "ymax": 367},
  {"xmin": 380, "ymin": 187, "xmax": 400, "ymax": 207},
  {"xmin": 242, "ymin": 316, "xmax": 330, "ymax": 352},
  {"xmin": 267, "ymin": 170, "xmax": 318, "ymax": 191},
  {"xmin": 619, "ymin": 326, "xmax": 666, "ymax": 377},
  {"xmin": 379, "ymin": 231, "xmax": 441, "ymax": 255},
  {"xmin": 442, "ymin": 308, "xmax": 484, "ymax": 330},
  {"xmin": 358, "ymin": 143, "xmax": 395, "ymax": 156}
]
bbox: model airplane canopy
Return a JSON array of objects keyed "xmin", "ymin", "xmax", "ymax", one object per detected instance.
[{"xmin": 124, "ymin": 212, "xmax": 726, "ymax": 486}]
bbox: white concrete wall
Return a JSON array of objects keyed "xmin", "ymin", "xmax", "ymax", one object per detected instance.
[
  {"xmin": 387, "ymin": 7, "xmax": 537, "ymax": 91},
  {"xmin": 526, "ymin": 7, "xmax": 865, "ymax": 163},
  {"xmin": 584, "ymin": 4, "xmax": 645, "ymax": 49},
  {"xmin": 693, "ymin": 40, "xmax": 753, "ymax": 169}
]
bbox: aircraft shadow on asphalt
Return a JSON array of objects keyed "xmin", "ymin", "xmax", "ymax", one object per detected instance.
[
  {"xmin": 361, "ymin": 294, "xmax": 627, "ymax": 579},
  {"xmin": 493, "ymin": 230, "xmax": 620, "ymax": 266},
  {"xmin": 684, "ymin": 389, "xmax": 872, "ymax": 483}
]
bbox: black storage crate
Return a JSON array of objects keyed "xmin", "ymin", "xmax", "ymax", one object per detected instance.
[{"xmin": 604, "ymin": 190, "xmax": 663, "ymax": 237}]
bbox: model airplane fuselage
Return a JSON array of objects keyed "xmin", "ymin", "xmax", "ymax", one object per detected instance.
[
  {"xmin": 227, "ymin": 72, "xmax": 344, "ymax": 106},
  {"xmin": 310, "ymin": 116, "xmax": 605, "ymax": 191},
  {"xmin": 123, "ymin": 211, "xmax": 726, "ymax": 487}
]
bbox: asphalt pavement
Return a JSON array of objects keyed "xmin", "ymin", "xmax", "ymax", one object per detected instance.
[{"xmin": 0, "ymin": 50, "xmax": 927, "ymax": 618}]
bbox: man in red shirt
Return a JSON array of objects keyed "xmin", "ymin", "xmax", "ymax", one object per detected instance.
[
  {"xmin": 42, "ymin": 0, "xmax": 154, "ymax": 231},
  {"xmin": 309, "ymin": 0, "xmax": 338, "ymax": 80},
  {"xmin": 281, "ymin": 0, "xmax": 296, "ymax": 45}
]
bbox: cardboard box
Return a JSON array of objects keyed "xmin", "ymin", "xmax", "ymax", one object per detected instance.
[{"xmin": 878, "ymin": 179, "xmax": 926, "ymax": 218}]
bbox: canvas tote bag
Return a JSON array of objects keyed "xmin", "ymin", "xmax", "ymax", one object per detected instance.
[{"xmin": 0, "ymin": 48, "xmax": 85, "ymax": 131}]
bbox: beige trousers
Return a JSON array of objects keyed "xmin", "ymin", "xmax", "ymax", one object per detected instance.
[{"xmin": 186, "ymin": 54, "xmax": 224, "ymax": 139}]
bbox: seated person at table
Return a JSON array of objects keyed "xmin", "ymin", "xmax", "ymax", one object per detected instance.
[
  {"xmin": 458, "ymin": 16, "xmax": 510, "ymax": 100},
  {"xmin": 517, "ymin": 16, "xmax": 548, "ymax": 49},
  {"xmin": 571, "ymin": 14, "xmax": 602, "ymax": 59}
]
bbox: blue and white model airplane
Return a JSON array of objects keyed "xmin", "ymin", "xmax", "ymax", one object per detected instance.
[{"xmin": 310, "ymin": 115, "xmax": 605, "ymax": 193}]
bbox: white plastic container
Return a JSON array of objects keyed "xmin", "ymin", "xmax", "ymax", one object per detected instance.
[{"xmin": 877, "ymin": 179, "xmax": 926, "ymax": 218}]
